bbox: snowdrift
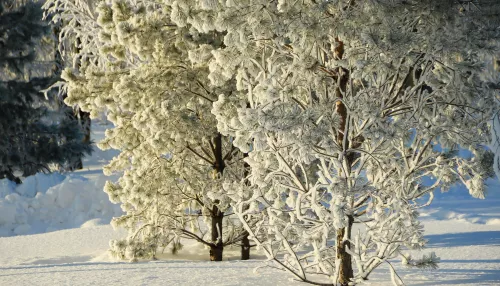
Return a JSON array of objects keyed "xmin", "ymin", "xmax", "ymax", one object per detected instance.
[{"xmin": 0, "ymin": 172, "xmax": 122, "ymax": 237}]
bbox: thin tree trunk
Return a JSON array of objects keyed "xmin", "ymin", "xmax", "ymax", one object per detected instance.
[
  {"xmin": 74, "ymin": 110, "xmax": 91, "ymax": 170},
  {"xmin": 210, "ymin": 205, "xmax": 224, "ymax": 261},
  {"xmin": 241, "ymin": 231, "xmax": 250, "ymax": 260},
  {"xmin": 336, "ymin": 216, "xmax": 354, "ymax": 286},
  {"xmin": 210, "ymin": 133, "xmax": 225, "ymax": 261},
  {"xmin": 333, "ymin": 38, "xmax": 354, "ymax": 285},
  {"xmin": 241, "ymin": 152, "xmax": 251, "ymax": 260}
]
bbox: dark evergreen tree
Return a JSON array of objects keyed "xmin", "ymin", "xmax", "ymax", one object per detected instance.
[
  {"xmin": 49, "ymin": 22, "xmax": 92, "ymax": 171},
  {"xmin": 0, "ymin": 0, "xmax": 92, "ymax": 183}
]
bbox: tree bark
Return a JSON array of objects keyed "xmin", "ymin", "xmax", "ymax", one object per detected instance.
[
  {"xmin": 74, "ymin": 110, "xmax": 91, "ymax": 170},
  {"xmin": 336, "ymin": 216, "xmax": 354, "ymax": 286},
  {"xmin": 241, "ymin": 152, "xmax": 251, "ymax": 260},
  {"xmin": 210, "ymin": 133, "xmax": 225, "ymax": 261},
  {"xmin": 333, "ymin": 38, "xmax": 354, "ymax": 285},
  {"xmin": 210, "ymin": 206, "xmax": 224, "ymax": 261},
  {"xmin": 241, "ymin": 231, "xmax": 251, "ymax": 260}
]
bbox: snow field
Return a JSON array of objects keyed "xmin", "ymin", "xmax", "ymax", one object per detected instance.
[
  {"xmin": 367, "ymin": 220, "xmax": 500, "ymax": 285},
  {"xmin": 0, "ymin": 220, "xmax": 498, "ymax": 285},
  {"xmin": 0, "ymin": 225, "xmax": 304, "ymax": 285}
]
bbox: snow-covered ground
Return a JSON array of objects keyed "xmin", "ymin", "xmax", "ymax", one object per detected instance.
[
  {"xmin": 369, "ymin": 219, "xmax": 500, "ymax": 285},
  {"xmin": 0, "ymin": 219, "xmax": 498, "ymax": 285},
  {"xmin": 1, "ymin": 121, "xmax": 499, "ymax": 285},
  {"xmin": 0, "ymin": 225, "xmax": 304, "ymax": 285}
]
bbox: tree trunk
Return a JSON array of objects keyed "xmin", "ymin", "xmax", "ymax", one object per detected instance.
[
  {"xmin": 210, "ymin": 206, "xmax": 224, "ymax": 261},
  {"xmin": 241, "ymin": 152, "xmax": 251, "ymax": 260},
  {"xmin": 210, "ymin": 244, "xmax": 223, "ymax": 262},
  {"xmin": 210, "ymin": 133, "xmax": 225, "ymax": 261},
  {"xmin": 74, "ymin": 110, "xmax": 91, "ymax": 170},
  {"xmin": 241, "ymin": 231, "xmax": 250, "ymax": 260},
  {"xmin": 337, "ymin": 216, "xmax": 354, "ymax": 286},
  {"xmin": 332, "ymin": 38, "xmax": 354, "ymax": 285}
]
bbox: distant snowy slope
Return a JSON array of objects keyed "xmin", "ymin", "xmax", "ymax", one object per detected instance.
[{"xmin": 422, "ymin": 179, "xmax": 500, "ymax": 225}]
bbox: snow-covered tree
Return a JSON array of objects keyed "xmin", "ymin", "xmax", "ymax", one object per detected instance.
[
  {"xmin": 0, "ymin": 0, "xmax": 92, "ymax": 183},
  {"xmin": 44, "ymin": 0, "xmax": 251, "ymax": 261},
  {"xmin": 178, "ymin": 0, "xmax": 499, "ymax": 285},
  {"xmin": 45, "ymin": 0, "xmax": 500, "ymax": 283}
]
